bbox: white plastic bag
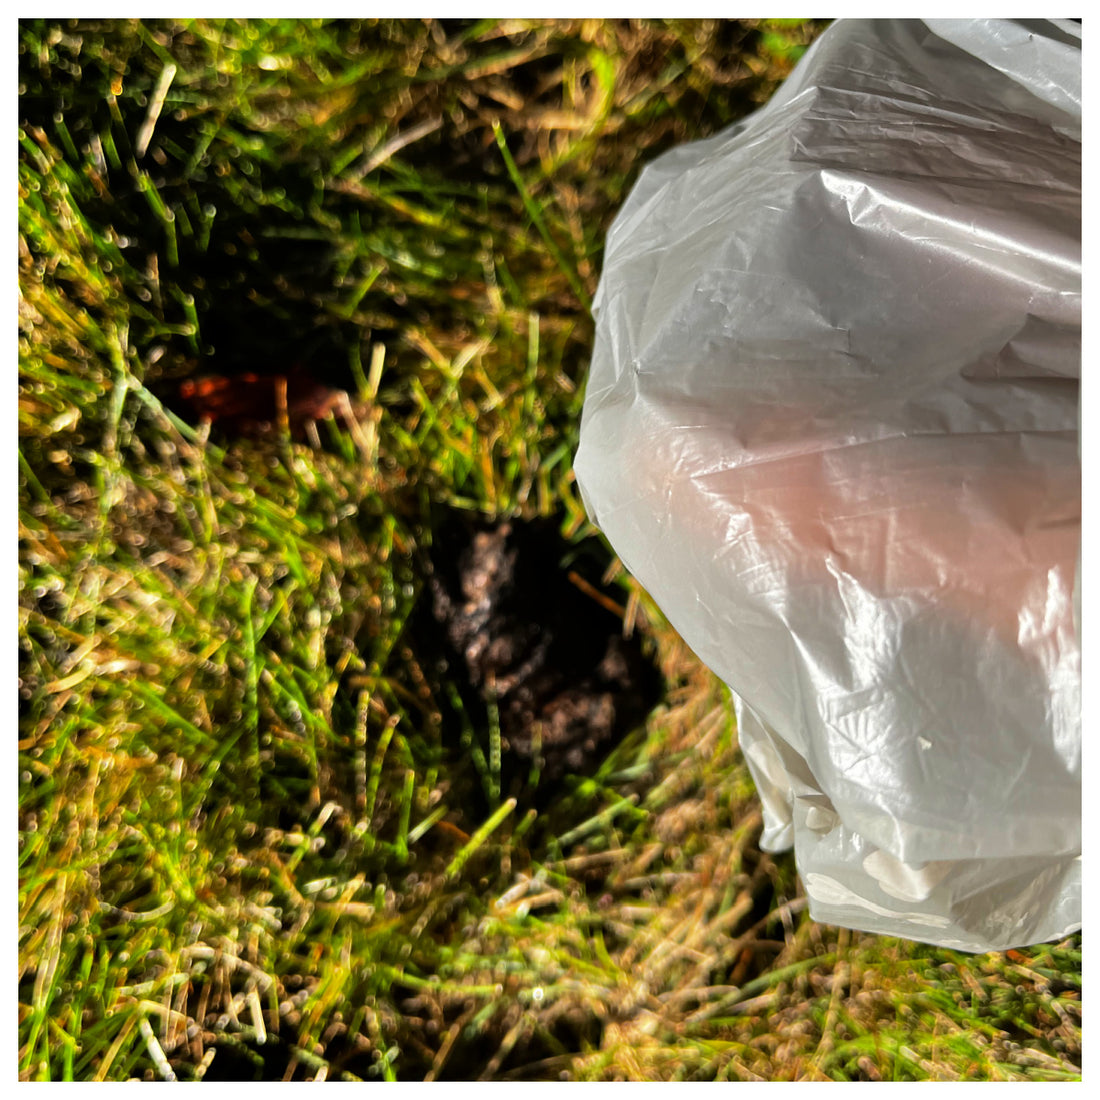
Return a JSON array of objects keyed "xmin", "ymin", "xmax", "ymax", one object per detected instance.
[{"xmin": 575, "ymin": 18, "xmax": 1080, "ymax": 951}]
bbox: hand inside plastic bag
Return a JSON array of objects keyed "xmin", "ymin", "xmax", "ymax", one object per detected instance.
[{"xmin": 575, "ymin": 18, "xmax": 1081, "ymax": 951}]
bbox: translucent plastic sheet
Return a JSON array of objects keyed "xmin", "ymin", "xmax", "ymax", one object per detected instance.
[{"xmin": 574, "ymin": 18, "xmax": 1081, "ymax": 951}]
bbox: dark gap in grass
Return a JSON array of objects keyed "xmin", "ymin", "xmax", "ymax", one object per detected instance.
[{"xmin": 402, "ymin": 506, "xmax": 663, "ymax": 821}]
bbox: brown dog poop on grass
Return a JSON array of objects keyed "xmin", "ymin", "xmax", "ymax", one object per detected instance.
[{"xmin": 417, "ymin": 508, "xmax": 663, "ymax": 787}]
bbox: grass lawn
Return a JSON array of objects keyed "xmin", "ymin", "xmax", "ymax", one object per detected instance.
[{"xmin": 18, "ymin": 18, "xmax": 1081, "ymax": 1082}]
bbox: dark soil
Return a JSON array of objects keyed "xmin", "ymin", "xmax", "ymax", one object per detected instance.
[{"xmin": 416, "ymin": 506, "xmax": 663, "ymax": 792}]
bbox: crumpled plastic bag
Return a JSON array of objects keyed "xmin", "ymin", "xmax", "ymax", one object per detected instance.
[{"xmin": 574, "ymin": 18, "xmax": 1080, "ymax": 952}]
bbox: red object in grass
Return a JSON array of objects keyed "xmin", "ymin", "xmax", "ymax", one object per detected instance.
[{"xmin": 177, "ymin": 365, "xmax": 343, "ymax": 438}]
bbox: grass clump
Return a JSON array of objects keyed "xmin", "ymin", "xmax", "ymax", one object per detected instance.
[{"xmin": 19, "ymin": 18, "xmax": 1080, "ymax": 1082}]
